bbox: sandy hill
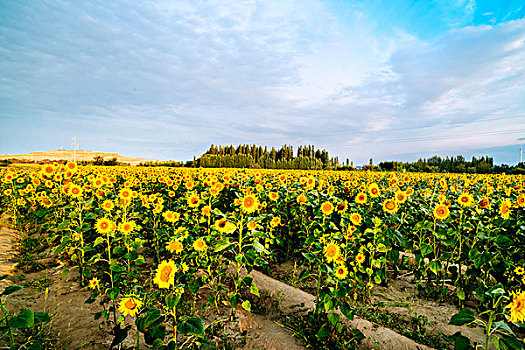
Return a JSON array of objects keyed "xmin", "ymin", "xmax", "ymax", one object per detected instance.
[{"xmin": 0, "ymin": 150, "xmax": 154, "ymax": 166}]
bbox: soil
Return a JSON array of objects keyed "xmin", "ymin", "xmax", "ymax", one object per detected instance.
[{"xmin": 0, "ymin": 215, "xmax": 305, "ymax": 349}]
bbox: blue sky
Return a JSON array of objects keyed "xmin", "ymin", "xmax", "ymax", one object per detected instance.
[{"xmin": 1, "ymin": 0, "xmax": 524, "ymax": 165}]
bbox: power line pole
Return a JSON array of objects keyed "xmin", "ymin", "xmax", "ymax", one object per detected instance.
[
  {"xmin": 521, "ymin": 145, "xmax": 523, "ymax": 164},
  {"xmin": 73, "ymin": 136, "xmax": 77, "ymax": 162}
]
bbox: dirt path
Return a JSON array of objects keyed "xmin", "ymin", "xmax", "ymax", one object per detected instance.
[
  {"xmin": 0, "ymin": 214, "xmax": 17, "ymax": 289},
  {"xmin": 0, "ymin": 216, "xmax": 304, "ymax": 349}
]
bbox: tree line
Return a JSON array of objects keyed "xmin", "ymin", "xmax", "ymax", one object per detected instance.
[{"xmin": 195, "ymin": 144, "xmax": 341, "ymax": 169}]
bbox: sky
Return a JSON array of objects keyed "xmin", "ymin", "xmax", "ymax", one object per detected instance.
[{"xmin": 1, "ymin": 0, "xmax": 525, "ymax": 165}]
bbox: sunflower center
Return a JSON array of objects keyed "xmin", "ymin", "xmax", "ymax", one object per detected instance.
[
  {"xmin": 244, "ymin": 197, "xmax": 254, "ymax": 207},
  {"xmin": 160, "ymin": 266, "xmax": 173, "ymax": 282},
  {"xmin": 386, "ymin": 201, "xmax": 396, "ymax": 210},
  {"xmin": 101, "ymin": 222, "xmax": 108, "ymax": 230},
  {"xmin": 326, "ymin": 245, "xmax": 337, "ymax": 257},
  {"xmin": 125, "ymin": 298, "xmax": 137, "ymax": 310}
]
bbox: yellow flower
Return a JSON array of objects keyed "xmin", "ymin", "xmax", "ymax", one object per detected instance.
[
  {"xmin": 166, "ymin": 240, "xmax": 183, "ymax": 254},
  {"xmin": 297, "ymin": 194, "xmax": 308, "ymax": 205},
  {"xmin": 187, "ymin": 194, "xmax": 200, "ymax": 208},
  {"xmin": 268, "ymin": 192, "xmax": 279, "ymax": 201},
  {"xmin": 355, "ymin": 192, "xmax": 367, "ymax": 204},
  {"xmin": 382, "ymin": 199, "xmax": 398, "ymax": 214},
  {"xmin": 95, "ymin": 217, "xmax": 114, "ymax": 234},
  {"xmin": 193, "ymin": 238, "xmax": 208, "ymax": 252},
  {"xmin": 163, "ymin": 210, "xmax": 180, "ymax": 223},
  {"xmin": 335, "ymin": 265, "xmax": 348, "ymax": 279},
  {"xmin": 241, "ymin": 194, "xmax": 258, "ymax": 214},
  {"xmin": 433, "ymin": 204, "xmax": 450, "ymax": 220},
  {"xmin": 118, "ymin": 296, "xmax": 143, "ymax": 317},
  {"xmin": 270, "ymin": 217, "xmax": 281, "ymax": 228},
  {"xmin": 154, "ymin": 260, "xmax": 177, "ymax": 289},
  {"xmin": 336, "ymin": 201, "xmax": 348, "ymax": 214},
  {"xmin": 355, "ymin": 253, "xmax": 366, "ymax": 265},
  {"xmin": 89, "ymin": 277, "xmax": 100, "ymax": 290},
  {"xmin": 324, "ymin": 242, "xmax": 340, "ymax": 263},
  {"xmin": 499, "ymin": 199, "xmax": 512, "ymax": 219},
  {"xmin": 321, "ymin": 201, "xmax": 334, "ymax": 216},
  {"xmin": 214, "ymin": 218, "xmax": 236, "ymax": 233},
  {"xmin": 118, "ymin": 220, "xmax": 135, "ymax": 235},
  {"xmin": 246, "ymin": 221, "xmax": 257, "ymax": 230},
  {"xmin": 395, "ymin": 190, "xmax": 407, "ymax": 203},
  {"xmin": 69, "ymin": 184, "xmax": 83, "ymax": 198},
  {"xmin": 349, "ymin": 213, "xmax": 362, "ymax": 226},
  {"xmin": 506, "ymin": 291, "xmax": 525, "ymax": 323},
  {"xmin": 457, "ymin": 193, "xmax": 474, "ymax": 207},
  {"xmin": 515, "ymin": 266, "xmax": 525, "ymax": 276},
  {"xmin": 368, "ymin": 183, "xmax": 380, "ymax": 197},
  {"xmin": 101, "ymin": 200, "xmax": 114, "ymax": 212}
]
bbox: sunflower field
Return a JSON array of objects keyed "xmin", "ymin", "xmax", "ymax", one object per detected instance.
[{"xmin": 0, "ymin": 163, "xmax": 524, "ymax": 349}]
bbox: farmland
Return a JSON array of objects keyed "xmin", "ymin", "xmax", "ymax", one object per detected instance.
[{"xmin": 0, "ymin": 163, "xmax": 524, "ymax": 349}]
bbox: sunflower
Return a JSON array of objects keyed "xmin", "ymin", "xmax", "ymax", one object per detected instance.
[
  {"xmin": 119, "ymin": 188, "xmax": 132, "ymax": 200},
  {"xmin": 154, "ymin": 260, "xmax": 177, "ymax": 289},
  {"xmin": 368, "ymin": 183, "xmax": 381, "ymax": 197},
  {"xmin": 69, "ymin": 184, "xmax": 83, "ymax": 198},
  {"xmin": 201, "ymin": 206, "xmax": 211, "ymax": 216},
  {"xmin": 166, "ymin": 240, "xmax": 183, "ymax": 254},
  {"xmin": 336, "ymin": 201, "xmax": 348, "ymax": 214},
  {"xmin": 500, "ymin": 199, "xmax": 512, "ymax": 219},
  {"xmin": 515, "ymin": 266, "xmax": 525, "ymax": 275},
  {"xmin": 506, "ymin": 291, "xmax": 525, "ymax": 323},
  {"xmin": 457, "ymin": 193, "xmax": 474, "ymax": 207},
  {"xmin": 395, "ymin": 190, "xmax": 407, "ymax": 203},
  {"xmin": 193, "ymin": 238, "xmax": 208, "ymax": 252},
  {"xmin": 355, "ymin": 192, "xmax": 367, "ymax": 204},
  {"xmin": 382, "ymin": 199, "xmax": 398, "ymax": 214},
  {"xmin": 102, "ymin": 200, "xmax": 114, "ymax": 212},
  {"xmin": 118, "ymin": 296, "xmax": 143, "ymax": 317},
  {"xmin": 349, "ymin": 213, "xmax": 362, "ymax": 226},
  {"xmin": 321, "ymin": 201, "xmax": 334, "ymax": 216},
  {"xmin": 270, "ymin": 217, "xmax": 281, "ymax": 228},
  {"xmin": 118, "ymin": 221, "xmax": 135, "ymax": 235},
  {"xmin": 187, "ymin": 194, "xmax": 200, "ymax": 208},
  {"xmin": 433, "ymin": 204, "xmax": 450, "ymax": 221},
  {"xmin": 297, "ymin": 194, "xmax": 308, "ymax": 205},
  {"xmin": 246, "ymin": 221, "xmax": 257, "ymax": 230},
  {"xmin": 268, "ymin": 192, "xmax": 279, "ymax": 202},
  {"xmin": 241, "ymin": 194, "xmax": 258, "ymax": 214},
  {"xmin": 88, "ymin": 277, "xmax": 100, "ymax": 290},
  {"xmin": 324, "ymin": 242, "xmax": 340, "ymax": 263},
  {"xmin": 355, "ymin": 253, "xmax": 366, "ymax": 265},
  {"xmin": 517, "ymin": 193, "xmax": 525, "ymax": 208},
  {"xmin": 335, "ymin": 265, "xmax": 348, "ymax": 279},
  {"xmin": 95, "ymin": 217, "xmax": 114, "ymax": 234},
  {"xmin": 214, "ymin": 218, "xmax": 236, "ymax": 233},
  {"xmin": 163, "ymin": 210, "xmax": 180, "ymax": 223},
  {"xmin": 478, "ymin": 197, "xmax": 491, "ymax": 210}
]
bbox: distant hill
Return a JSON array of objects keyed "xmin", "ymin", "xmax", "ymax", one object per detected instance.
[{"xmin": 0, "ymin": 150, "xmax": 153, "ymax": 166}]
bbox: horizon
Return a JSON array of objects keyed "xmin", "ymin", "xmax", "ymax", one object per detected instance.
[{"xmin": 1, "ymin": 1, "xmax": 525, "ymax": 165}]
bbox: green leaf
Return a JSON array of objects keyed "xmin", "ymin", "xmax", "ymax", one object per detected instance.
[
  {"xmin": 327, "ymin": 312, "xmax": 340, "ymax": 325},
  {"xmin": 492, "ymin": 321, "xmax": 515, "ymax": 336},
  {"xmin": 34, "ymin": 311, "xmax": 50, "ymax": 324},
  {"xmin": 449, "ymin": 309, "xmax": 476, "ymax": 326},
  {"xmin": 106, "ymin": 286, "xmax": 120, "ymax": 301},
  {"xmin": 178, "ymin": 317, "xmax": 205, "ymax": 338},
  {"xmin": 420, "ymin": 243, "xmax": 432, "ymax": 256},
  {"xmin": 376, "ymin": 243, "xmax": 388, "ymax": 253},
  {"xmin": 94, "ymin": 236, "xmax": 105, "ymax": 246},
  {"xmin": 1, "ymin": 285, "xmax": 23, "ymax": 296},
  {"xmin": 110, "ymin": 265, "xmax": 126, "ymax": 273},
  {"xmin": 252, "ymin": 241, "xmax": 270, "ymax": 255},
  {"xmin": 214, "ymin": 239, "xmax": 232, "ymax": 252},
  {"xmin": 499, "ymin": 335, "xmax": 524, "ymax": 350},
  {"xmin": 429, "ymin": 260, "xmax": 441, "ymax": 275},
  {"xmin": 241, "ymin": 300, "xmax": 251, "ymax": 312},
  {"xmin": 449, "ymin": 331, "xmax": 472, "ymax": 350},
  {"xmin": 316, "ymin": 325, "xmax": 330, "ymax": 340},
  {"xmin": 111, "ymin": 324, "xmax": 131, "ymax": 348},
  {"xmin": 9, "ymin": 309, "xmax": 34, "ymax": 328},
  {"xmin": 250, "ymin": 282, "xmax": 260, "ymax": 297}
]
